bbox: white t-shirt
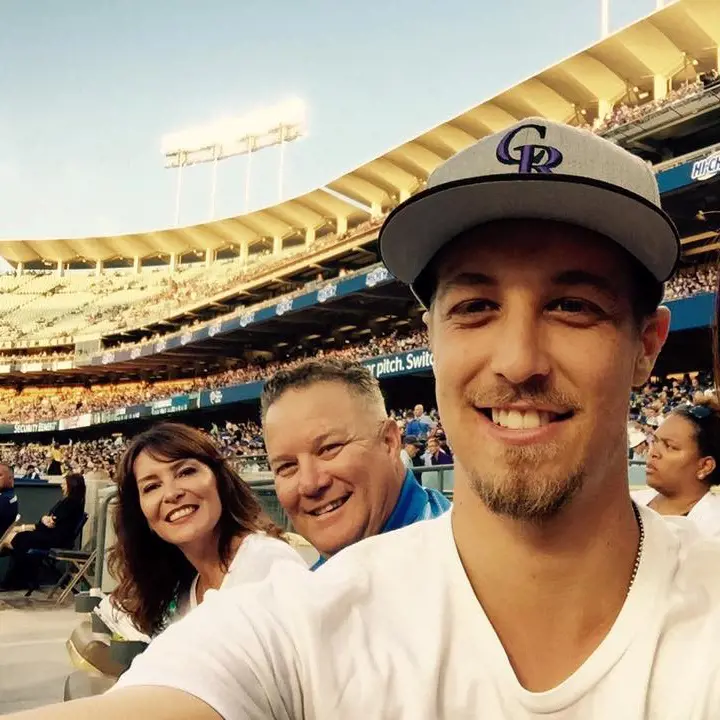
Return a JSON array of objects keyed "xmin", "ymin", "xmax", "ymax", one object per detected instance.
[
  {"xmin": 97, "ymin": 534, "xmax": 307, "ymax": 641},
  {"xmin": 632, "ymin": 489, "xmax": 720, "ymax": 538},
  {"xmin": 114, "ymin": 506, "xmax": 720, "ymax": 718},
  {"xmin": 184, "ymin": 533, "xmax": 308, "ymax": 612}
]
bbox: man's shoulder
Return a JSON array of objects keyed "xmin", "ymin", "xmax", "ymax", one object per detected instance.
[
  {"xmin": 320, "ymin": 513, "xmax": 452, "ymax": 579},
  {"xmin": 423, "ymin": 486, "xmax": 452, "ymax": 516},
  {"xmin": 647, "ymin": 506, "xmax": 720, "ymax": 600}
]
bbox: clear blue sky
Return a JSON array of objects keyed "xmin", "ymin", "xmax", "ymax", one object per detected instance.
[{"xmin": 0, "ymin": 0, "xmax": 656, "ymax": 240}]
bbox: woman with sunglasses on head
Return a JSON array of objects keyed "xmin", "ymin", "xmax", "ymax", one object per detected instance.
[
  {"xmin": 106, "ymin": 422, "xmax": 307, "ymax": 638},
  {"xmin": 633, "ymin": 395, "xmax": 720, "ymax": 537}
]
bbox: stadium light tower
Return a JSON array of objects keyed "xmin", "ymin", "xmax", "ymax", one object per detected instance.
[
  {"xmin": 161, "ymin": 97, "xmax": 307, "ymax": 225},
  {"xmin": 600, "ymin": 0, "xmax": 610, "ymax": 38}
]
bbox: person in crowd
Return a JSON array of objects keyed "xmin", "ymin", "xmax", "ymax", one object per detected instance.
[
  {"xmin": 628, "ymin": 426, "xmax": 648, "ymax": 460},
  {"xmin": 106, "ymin": 422, "xmax": 308, "ymax": 637},
  {"xmin": 404, "ymin": 404, "xmax": 433, "ymax": 437},
  {"xmin": 423, "ymin": 436, "xmax": 453, "ymax": 466},
  {"xmin": 46, "ymin": 442, "xmax": 64, "ymax": 476},
  {"xmin": 20, "ymin": 464, "xmax": 42, "ymax": 482},
  {"xmin": 0, "ymin": 463, "xmax": 18, "ymax": 541},
  {"xmin": 13, "ymin": 124, "xmax": 720, "ymax": 719},
  {"xmin": 632, "ymin": 396, "xmax": 720, "ymax": 536},
  {"xmin": 399, "ymin": 435, "xmax": 423, "ymax": 470},
  {"xmin": 260, "ymin": 359, "xmax": 450, "ymax": 568},
  {"xmin": 0, "ymin": 472, "xmax": 85, "ymax": 591}
]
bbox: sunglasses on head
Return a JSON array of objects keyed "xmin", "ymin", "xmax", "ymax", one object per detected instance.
[{"xmin": 687, "ymin": 405, "xmax": 712, "ymax": 420}]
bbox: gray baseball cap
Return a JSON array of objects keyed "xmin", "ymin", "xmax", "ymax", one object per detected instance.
[{"xmin": 379, "ymin": 117, "xmax": 680, "ymax": 307}]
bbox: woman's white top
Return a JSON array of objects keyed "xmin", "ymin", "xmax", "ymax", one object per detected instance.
[
  {"xmin": 185, "ymin": 532, "xmax": 308, "ymax": 611},
  {"xmin": 97, "ymin": 532, "xmax": 308, "ymax": 641},
  {"xmin": 632, "ymin": 488, "xmax": 720, "ymax": 538}
]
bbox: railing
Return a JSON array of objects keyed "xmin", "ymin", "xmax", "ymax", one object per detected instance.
[
  {"xmin": 89, "ymin": 459, "xmax": 649, "ymax": 592},
  {"xmin": 414, "ymin": 464, "xmax": 455, "ymax": 498},
  {"xmin": 415, "ymin": 462, "xmax": 647, "ymax": 495}
]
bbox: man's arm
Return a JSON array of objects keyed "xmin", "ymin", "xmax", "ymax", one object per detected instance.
[
  {"xmin": 4, "ymin": 687, "xmax": 220, "ymax": 720},
  {"xmin": 7, "ymin": 564, "xmax": 309, "ymax": 720}
]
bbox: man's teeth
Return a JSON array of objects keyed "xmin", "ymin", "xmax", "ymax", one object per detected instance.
[
  {"xmin": 312, "ymin": 497, "xmax": 347, "ymax": 516},
  {"xmin": 168, "ymin": 506, "xmax": 197, "ymax": 522},
  {"xmin": 490, "ymin": 408, "xmax": 552, "ymax": 429}
]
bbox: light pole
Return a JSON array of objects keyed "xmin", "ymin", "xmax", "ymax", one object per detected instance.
[
  {"xmin": 601, "ymin": 0, "xmax": 609, "ymax": 38},
  {"xmin": 696, "ymin": 211, "xmax": 720, "ymax": 221},
  {"xmin": 161, "ymin": 97, "xmax": 307, "ymax": 224}
]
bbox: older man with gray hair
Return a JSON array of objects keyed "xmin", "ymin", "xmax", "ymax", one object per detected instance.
[{"xmin": 260, "ymin": 358, "xmax": 450, "ymax": 567}]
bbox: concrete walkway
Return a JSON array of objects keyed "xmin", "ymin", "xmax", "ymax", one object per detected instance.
[{"xmin": 0, "ymin": 593, "xmax": 77, "ymax": 715}]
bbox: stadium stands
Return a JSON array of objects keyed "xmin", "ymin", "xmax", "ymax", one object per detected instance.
[
  {"xmin": 0, "ymin": 215, "xmax": 387, "ymax": 349},
  {"xmin": 0, "ymin": 372, "xmax": 710, "ymax": 480},
  {"xmin": 592, "ymin": 78, "xmax": 707, "ymax": 134},
  {"xmin": 0, "ymin": 327, "xmax": 426, "ymax": 423},
  {"xmin": 663, "ymin": 263, "xmax": 716, "ymax": 300},
  {"xmin": 0, "ymin": 258, "xmax": 715, "ymax": 369}
]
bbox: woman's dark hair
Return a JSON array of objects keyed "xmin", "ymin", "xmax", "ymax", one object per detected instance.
[
  {"xmin": 673, "ymin": 395, "xmax": 720, "ymax": 486},
  {"xmin": 64, "ymin": 473, "xmax": 86, "ymax": 503},
  {"xmin": 108, "ymin": 422, "xmax": 284, "ymax": 636}
]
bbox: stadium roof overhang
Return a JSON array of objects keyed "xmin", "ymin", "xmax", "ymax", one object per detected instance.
[{"xmin": 0, "ymin": 0, "xmax": 717, "ymax": 265}]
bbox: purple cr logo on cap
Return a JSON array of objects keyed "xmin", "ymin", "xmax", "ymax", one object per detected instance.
[{"xmin": 496, "ymin": 123, "xmax": 564, "ymax": 174}]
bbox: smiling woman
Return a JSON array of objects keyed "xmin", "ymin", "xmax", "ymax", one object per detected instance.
[{"xmin": 107, "ymin": 422, "xmax": 308, "ymax": 637}]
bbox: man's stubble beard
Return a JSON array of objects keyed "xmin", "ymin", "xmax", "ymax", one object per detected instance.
[{"xmin": 467, "ymin": 442, "xmax": 586, "ymax": 521}]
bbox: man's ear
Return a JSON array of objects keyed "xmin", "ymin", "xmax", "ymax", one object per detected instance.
[
  {"xmin": 632, "ymin": 306, "xmax": 671, "ymax": 387},
  {"xmin": 423, "ymin": 309, "xmax": 433, "ymax": 350},
  {"xmin": 381, "ymin": 417, "xmax": 402, "ymax": 458}
]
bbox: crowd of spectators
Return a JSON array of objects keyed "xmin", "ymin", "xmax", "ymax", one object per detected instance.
[
  {"xmin": 0, "ymin": 328, "xmax": 428, "ymax": 424},
  {"xmin": 0, "ymin": 419, "xmax": 268, "ymax": 479},
  {"xmin": 628, "ymin": 372, "xmax": 715, "ymax": 460},
  {"xmin": 2, "ymin": 286, "xmax": 719, "ymax": 427},
  {"xmin": 592, "ymin": 78, "xmax": 705, "ymax": 135},
  {"xmin": 663, "ymin": 263, "xmax": 716, "ymax": 300},
  {"xmin": 3, "ymin": 369, "xmax": 713, "ymax": 482}
]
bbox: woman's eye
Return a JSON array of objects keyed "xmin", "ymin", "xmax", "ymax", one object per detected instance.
[
  {"xmin": 141, "ymin": 483, "xmax": 159, "ymax": 494},
  {"xmin": 178, "ymin": 466, "xmax": 197, "ymax": 477}
]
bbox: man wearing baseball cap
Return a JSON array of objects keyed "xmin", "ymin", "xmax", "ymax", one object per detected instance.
[{"xmin": 16, "ymin": 120, "xmax": 720, "ymax": 719}]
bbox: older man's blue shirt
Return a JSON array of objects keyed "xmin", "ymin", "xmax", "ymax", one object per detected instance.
[{"xmin": 312, "ymin": 469, "xmax": 451, "ymax": 570}]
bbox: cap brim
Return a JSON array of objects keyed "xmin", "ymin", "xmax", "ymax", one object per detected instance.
[{"xmin": 379, "ymin": 174, "xmax": 680, "ymax": 305}]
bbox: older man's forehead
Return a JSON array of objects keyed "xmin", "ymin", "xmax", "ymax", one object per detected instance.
[{"xmin": 265, "ymin": 381, "xmax": 380, "ymax": 447}]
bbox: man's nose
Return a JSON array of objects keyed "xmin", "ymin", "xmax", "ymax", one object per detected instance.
[
  {"xmin": 489, "ymin": 305, "xmax": 551, "ymax": 386},
  {"xmin": 296, "ymin": 461, "xmax": 333, "ymax": 497}
]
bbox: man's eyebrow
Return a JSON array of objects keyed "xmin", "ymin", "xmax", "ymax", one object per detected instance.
[
  {"xmin": 551, "ymin": 270, "xmax": 618, "ymax": 296},
  {"xmin": 436, "ymin": 271, "xmax": 496, "ymax": 299},
  {"xmin": 269, "ymin": 432, "xmax": 336, "ymax": 465}
]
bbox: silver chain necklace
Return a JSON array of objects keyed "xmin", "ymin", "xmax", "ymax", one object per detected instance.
[{"xmin": 627, "ymin": 502, "xmax": 644, "ymax": 594}]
